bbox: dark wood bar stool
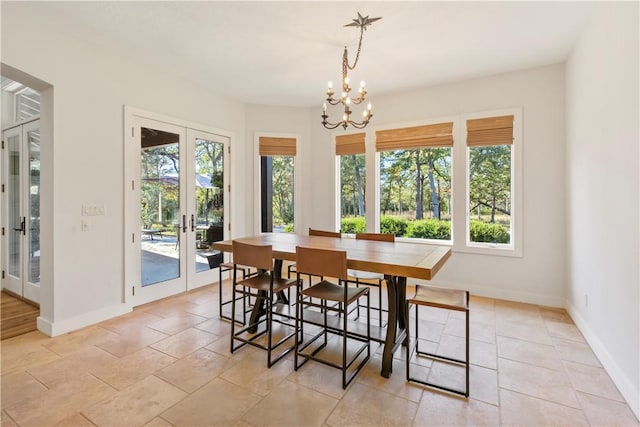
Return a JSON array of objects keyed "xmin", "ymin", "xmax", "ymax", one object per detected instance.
[{"xmin": 405, "ymin": 285, "xmax": 469, "ymax": 397}]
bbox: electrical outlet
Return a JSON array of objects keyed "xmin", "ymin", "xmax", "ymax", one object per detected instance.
[
  {"xmin": 81, "ymin": 220, "xmax": 89, "ymax": 231},
  {"xmin": 584, "ymin": 294, "xmax": 589, "ymax": 308}
]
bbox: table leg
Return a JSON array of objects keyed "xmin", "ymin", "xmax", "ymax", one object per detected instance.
[
  {"xmin": 381, "ymin": 275, "xmax": 408, "ymax": 378},
  {"xmin": 248, "ymin": 259, "xmax": 287, "ymax": 333}
]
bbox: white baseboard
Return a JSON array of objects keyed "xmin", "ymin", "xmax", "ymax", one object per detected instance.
[
  {"xmin": 566, "ymin": 300, "xmax": 640, "ymax": 420},
  {"xmin": 37, "ymin": 303, "xmax": 133, "ymax": 337}
]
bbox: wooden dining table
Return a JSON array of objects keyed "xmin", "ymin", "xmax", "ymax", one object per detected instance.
[{"xmin": 212, "ymin": 232, "xmax": 451, "ymax": 378}]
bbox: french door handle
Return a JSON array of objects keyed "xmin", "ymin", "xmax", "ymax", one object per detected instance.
[
  {"xmin": 13, "ymin": 217, "xmax": 26, "ymax": 235},
  {"xmin": 182, "ymin": 215, "xmax": 187, "ymax": 233},
  {"xmin": 190, "ymin": 215, "xmax": 195, "ymax": 232}
]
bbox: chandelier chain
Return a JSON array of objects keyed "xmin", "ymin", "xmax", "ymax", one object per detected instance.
[{"xmin": 345, "ymin": 26, "xmax": 365, "ymax": 72}]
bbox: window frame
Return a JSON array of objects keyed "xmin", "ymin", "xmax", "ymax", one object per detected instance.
[
  {"xmin": 334, "ymin": 132, "xmax": 367, "ymax": 235},
  {"xmin": 253, "ymin": 132, "xmax": 301, "ymax": 234},
  {"xmin": 456, "ymin": 108, "xmax": 523, "ymax": 257}
]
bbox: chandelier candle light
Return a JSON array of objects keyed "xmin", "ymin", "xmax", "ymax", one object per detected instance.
[{"xmin": 322, "ymin": 12, "xmax": 381, "ymax": 130}]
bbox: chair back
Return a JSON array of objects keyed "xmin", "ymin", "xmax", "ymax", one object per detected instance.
[
  {"xmin": 232, "ymin": 240, "xmax": 273, "ymax": 271},
  {"xmin": 355, "ymin": 232, "xmax": 395, "ymax": 242},
  {"xmin": 296, "ymin": 246, "xmax": 347, "ymax": 280},
  {"xmin": 309, "ymin": 228, "xmax": 341, "ymax": 238}
]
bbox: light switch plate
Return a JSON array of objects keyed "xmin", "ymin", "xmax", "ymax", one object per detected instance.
[{"xmin": 82, "ymin": 204, "xmax": 105, "ymax": 216}]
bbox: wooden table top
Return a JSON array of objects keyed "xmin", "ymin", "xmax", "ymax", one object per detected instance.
[{"xmin": 212, "ymin": 233, "xmax": 451, "ymax": 280}]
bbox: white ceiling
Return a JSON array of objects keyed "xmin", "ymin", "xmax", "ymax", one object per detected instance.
[{"xmin": 25, "ymin": 1, "xmax": 595, "ymax": 107}]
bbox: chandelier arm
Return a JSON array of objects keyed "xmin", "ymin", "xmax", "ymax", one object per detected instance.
[
  {"xmin": 347, "ymin": 118, "xmax": 372, "ymax": 129},
  {"xmin": 321, "ymin": 119, "xmax": 346, "ymax": 130}
]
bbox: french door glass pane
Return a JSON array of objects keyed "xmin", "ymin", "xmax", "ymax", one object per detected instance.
[
  {"xmin": 8, "ymin": 134, "xmax": 21, "ymax": 278},
  {"xmin": 140, "ymin": 127, "xmax": 181, "ymax": 286},
  {"xmin": 194, "ymin": 138, "xmax": 224, "ymax": 273},
  {"xmin": 28, "ymin": 129, "xmax": 41, "ymax": 284}
]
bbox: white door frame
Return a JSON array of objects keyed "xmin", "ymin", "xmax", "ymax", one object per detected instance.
[{"xmin": 124, "ymin": 106, "xmax": 233, "ymax": 307}]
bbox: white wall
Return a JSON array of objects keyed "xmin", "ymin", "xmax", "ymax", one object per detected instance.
[
  {"xmin": 244, "ymin": 104, "xmax": 313, "ymax": 235},
  {"xmin": 310, "ymin": 64, "xmax": 567, "ymax": 307},
  {"xmin": 2, "ymin": 3, "xmax": 246, "ymax": 333},
  {"xmin": 565, "ymin": 2, "xmax": 639, "ymax": 417}
]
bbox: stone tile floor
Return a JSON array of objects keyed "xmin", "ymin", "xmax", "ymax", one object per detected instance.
[{"xmin": 1, "ymin": 283, "xmax": 638, "ymax": 426}]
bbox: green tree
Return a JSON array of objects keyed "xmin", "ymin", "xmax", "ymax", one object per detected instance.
[
  {"xmin": 469, "ymin": 145, "xmax": 511, "ymax": 223},
  {"xmin": 340, "ymin": 154, "xmax": 365, "ymax": 216},
  {"xmin": 272, "ymin": 156, "xmax": 294, "ymax": 226}
]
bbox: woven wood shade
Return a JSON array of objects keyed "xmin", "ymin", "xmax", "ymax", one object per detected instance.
[
  {"xmin": 466, "ymin": 115, "xmax": 514, "ymax": 146},
  {"xmin": 259, "ymin": 136, "xmax": 297, "ymax": 156},
  {"xmin": 375, "ymin": 122, "xmax": 453, "ymax": 152},
  {"xmin": 336, "ymin": 133, "xmax": 366, "ymax": 156}
]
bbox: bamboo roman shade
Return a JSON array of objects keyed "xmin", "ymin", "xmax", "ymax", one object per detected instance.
[
  {"xmin": 335, "ymin": 133, "xmax": 366, "ymax": 156},
  {"xmin": 375, "ymin": 122, "xmax": 453, "ymax": 152},
  {"xmin": 258, "ymin": 136, "xmax": 297, "ymax": 156},
  {"xmin": 466, "ymin": 115, "xmax": 514, "ymax": 146}
]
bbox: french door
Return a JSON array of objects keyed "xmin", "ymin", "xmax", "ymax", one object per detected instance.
[
  {"xmin": 2, "ymin": 119, "xmax": 41, "ymax": 303},
  {"xmin": 126, "ymin": 112, "xmax": 229, "ymax": 306}
]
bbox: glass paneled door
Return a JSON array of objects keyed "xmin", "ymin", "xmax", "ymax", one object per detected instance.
[
  {"xmin": 187, "ymin": 129, "xmax": 228, "ymax": 288},
  {"xmin": 135, "ymin": 119, "xmax": 187, "ymax": 304},
  {"xmin": 129, "ymin": 114, "xmax": 228, "ymax": 305},
  {"xmin": 2, "ymin": 120, "xmax": 41, "ymax": 303}
]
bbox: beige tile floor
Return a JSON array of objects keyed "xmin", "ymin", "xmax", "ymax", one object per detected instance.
[{"xmin": 1, "ymin": 282, "xmax": 639, "ymax": 427}]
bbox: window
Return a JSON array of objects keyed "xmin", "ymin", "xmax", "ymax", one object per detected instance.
[
  {"xmin": 259, "ymin": 136, "xmax": 296, "ymax": 233},
  {"xmin": 376, "ymin": 122, "xmax": 453, "ymax": 241},
  {"xmin": 1, "ymin": 77, "xmax": 41, "ymax": 122},
  {"xmin": 336, "ymin": 133, "xmax": 366, "ymax": 233},
  {"xmin": 466, "ymin": 115, "xmax": 514, "ymax": 248},
  {"xmin": 329, "ymin": 110, "xmax": 521, "ymax": 255},
  {"xmin": 16, "ymin": 88, "xmax": 41, "ymax": 122}
]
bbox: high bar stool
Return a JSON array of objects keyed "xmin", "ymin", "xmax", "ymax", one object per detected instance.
[
  {"xmin": 215, "ymin": 256, "xmax": 256, "ymax": 325},
  {"xmin": 230, "ymin": 240, "xmax": 297, "ymax": 367},
  {"xmin": 347, "ymin": 232, "xmax": 395, "ymax": 327},
  {"xmin": 294, "ymin": 246, "xmax": 370, "ymax": 389},
  {"xmin": 206, "ymin": 253, "xmax": 245, "ymax": 323},
  {"xmin": 405, "ymin": 285, "xmax": 469, "ymax": 397},
  {"xmin": 287, "ymin": 228, "xmax": 341, "ymax": 283}
]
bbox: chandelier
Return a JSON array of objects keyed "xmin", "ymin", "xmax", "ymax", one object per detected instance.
[{"xmin": 322, "ymin": 12, "xmax": 381, "ymax": 130}]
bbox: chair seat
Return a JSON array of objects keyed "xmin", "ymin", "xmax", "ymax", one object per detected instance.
[
  {"xmin": 237, "ymin": 273, "xmax": 296, "ymax": 293},
  {"xmin": 347, "ymin": 269, "xmax": 384, "ymax": 280},
  {"xmin": 301, "ymin": 280, "xmax": 367, "ymax": 304},
  {"xmin": 409, "ymin": 285, "xmax": 468, "ymax": 311}
]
